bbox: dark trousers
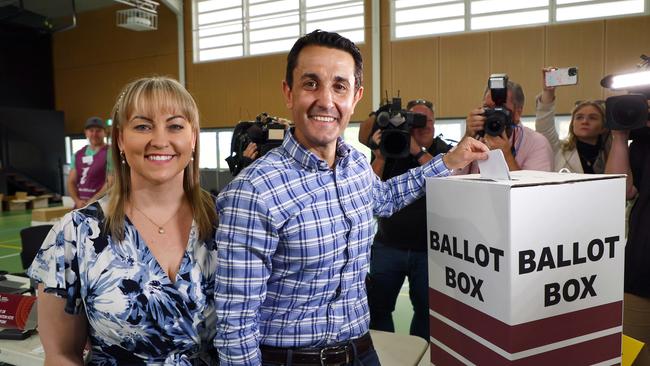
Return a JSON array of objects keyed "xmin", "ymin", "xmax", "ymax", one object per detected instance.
[
  {"xmin": 367, "ymin": 242, "xmax": 430, "ymax": 341},
  {"xmin": 262, "ymin": 346, "xmax": 381, "ymax": 366}
]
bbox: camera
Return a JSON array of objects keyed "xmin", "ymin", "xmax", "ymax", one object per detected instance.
[
  {"xmin": 479, "ymin": 74, "xmax": 514, "ymax": 137},
  {"xmin": 226, "ymin": 112, "xmax": 287, "ymax": 176},
  {"xmin": 375, "ymin": 97, "xmax": 427, "ymax": 158},
  {"xmin": 601, "ymin": 55, "xmax": 650, "ymax": 131}
]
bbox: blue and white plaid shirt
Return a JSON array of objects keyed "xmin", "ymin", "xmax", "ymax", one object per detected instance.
[{"xmin": 214, "ymin": 130, "xmax": 450, "ymax": 365}]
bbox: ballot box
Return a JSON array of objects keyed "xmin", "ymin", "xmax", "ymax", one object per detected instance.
[{"xmin": 426, "ymin": 171, "xmax": 626, "ymax": 365}]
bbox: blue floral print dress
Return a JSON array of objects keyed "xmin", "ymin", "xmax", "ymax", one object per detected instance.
[{"xmin": 28, "ymin": 200, "xmax": 218, "ymax": 365}]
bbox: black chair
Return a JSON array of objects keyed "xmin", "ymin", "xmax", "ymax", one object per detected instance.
[{"xmin": 19, "ymin": 224, "xmax": 53, "ymax": 271}]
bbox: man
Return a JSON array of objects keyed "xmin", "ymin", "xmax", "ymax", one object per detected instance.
[
  {"xmin": 606, "ymin": 101, "xmax": 650, "ymax": 366},
  {"xmin": 358, "ymin": 99, "xmax": 450, "ymax": 340},
  {"xmin": 459, "ymin": 80, "xmax": 553, "ymax": 173},
  {"xmin": 67, "ymin": 116, "xmax": 112, "ymax": 208},
  {"xmin": 214, "ymin": 30, "xmax": 488, "ymax": 366}
]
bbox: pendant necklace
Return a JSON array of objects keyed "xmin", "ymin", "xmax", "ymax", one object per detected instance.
[{"xmin": 132, "ymin": 203, "xmax": 182, "ymax": 234}]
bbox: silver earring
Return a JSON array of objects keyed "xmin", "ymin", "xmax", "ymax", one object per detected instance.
[
  {"xmin": 120, "ymin": 150, "xmax": 126, "ymax": 164},
  {"xmin": 191, "ymin": 149, "xmax": 195, "ymax": 161}
]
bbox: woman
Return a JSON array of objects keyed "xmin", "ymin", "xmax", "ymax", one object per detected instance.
[
  {"xmin": 535, "ymin": 68, "xmax": 610, "ymax": 173},
  {"xmin": 28, "ymin": 76, "xmax": 219, "ymax": 365}
]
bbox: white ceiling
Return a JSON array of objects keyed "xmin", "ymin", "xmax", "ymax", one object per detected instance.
[{"xmin": 14, "ymin": 0, "xmax": 114, "ymax": 19}]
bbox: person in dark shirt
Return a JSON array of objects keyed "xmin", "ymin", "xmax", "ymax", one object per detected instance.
[
  {"xmin": 359, "ymin": 99, "xmax": 451, "ymax": 340},
  {"xmin": 606, "ymin": 100, "xmax": 650, "ymax": 366}
]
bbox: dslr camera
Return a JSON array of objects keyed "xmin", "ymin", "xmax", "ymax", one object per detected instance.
[
  {"xmin": 375, "ymin": 97, "xmax": 427, "ymax": 158},
  {"xmin": 226, "ymin": 112, "xmax": 287, "ymax": 176},
  {"xmin": 601, "ymin": 55, "xmax": 650, "ymax": 131},
  {"xmin": 479, "ymin": 74, "xmax": 514, "ymax": 137}
]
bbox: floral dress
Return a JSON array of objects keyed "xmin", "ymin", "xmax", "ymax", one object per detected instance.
[{"xmin": 28, "ymin": 200, "xmax": 218, "ymax": 365}]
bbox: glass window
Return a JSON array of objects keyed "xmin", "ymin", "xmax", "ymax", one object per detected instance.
[
  {"xmin": 392, "ymin": 0, "xmax": 647, "ymax": 39},
  {"xmin": 199, "ymin": 131, "xmax": 218, "ymax": 169},
  {"xmin": 193, "ymin": 0, "xmax": 365, "ymax": 62}
]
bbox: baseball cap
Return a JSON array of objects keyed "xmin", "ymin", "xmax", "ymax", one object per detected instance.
[{"xmin": 85, "ymin": 117, "xmax": 106, "ymax": 130}]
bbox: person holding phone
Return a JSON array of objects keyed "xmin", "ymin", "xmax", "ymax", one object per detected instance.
[{"xmin": 535, "ymin": 67, "xmax": 610, "ymax": 173}]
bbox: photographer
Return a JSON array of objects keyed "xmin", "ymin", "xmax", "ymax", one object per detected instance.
[
  {"xmin": 359, "ymin": 99, "xmax": 451, "ymax": 341},
  {"xmin": 606, "ymin": 101, "xmax": 650, "ymax": 366},
  {"xmin": 459, "ymin": 78, "xmax": 553, "ymax": 173},
  {"xmin": 535, "ymin": 67, "xmax": 610, "ymax": 173},
  {"xmin": 226, "ymin": 115, "xmax": 291, "ymax": 176}
]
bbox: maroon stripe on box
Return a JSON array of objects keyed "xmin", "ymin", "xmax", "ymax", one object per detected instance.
[
  {"xmin": 429, "ymin": 287, "xmax": 622, "ymax": 353},
  {"xmin": 431, "ymin": 315, "xmax": 621, "ymax": 365},
  {"xmin": 430, "ymin": 342, "xmax": 467, "ymax": 366}
]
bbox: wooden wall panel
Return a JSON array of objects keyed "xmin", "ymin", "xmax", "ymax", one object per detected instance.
[
  {"xmin": 604, "ymin": 15, "xmax": 650, "ymax": 98},
  {"xmin": 490, "ymin": 26, "xmax": 545, "ymax": 116},
  {"xmin": 439, "ymin": 33, "xmax": 490, "ymax": 117},
  {"xmin": 186, "ymin": 0, "xmax": 374, "ymax": 127},
  {"xmin": 388, "ymin": 38, "xmax": 439, "ymax": 110},
  {"xmin": 546, "ymin": 20, "xmax": 605, "ymax": 113},
  {"xmin": 53, "ymin": 5, "xmax": 179, "ymax": 133}
]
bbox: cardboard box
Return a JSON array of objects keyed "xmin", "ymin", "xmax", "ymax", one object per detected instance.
[
  {"xmin": 31, "ymin": 206, "xmax": 71, "ymax": 222},
  {"xmin": 426, "ymin": 171, "xmax": 626, "ymax": 365},
  {"xmin": 8, "ymin": 199, "xmax": 28, "ymax": 211},
  {"xmin": 28, "ymin": 196, "xmax": 49, "ymax": 209}
]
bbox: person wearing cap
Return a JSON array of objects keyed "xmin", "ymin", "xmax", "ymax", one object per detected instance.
[
  {"xmin": 358, "ymin": 98, "xmax": 452, "ymax": 341},
  {"xmin": 67, "ymin": 116, "xmax": 112, "ymax": 208}
]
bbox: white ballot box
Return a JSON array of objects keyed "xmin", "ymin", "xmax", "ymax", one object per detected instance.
[{"xmin": 426, "ymin": 171, "xmax": 626, "ymax": 365}]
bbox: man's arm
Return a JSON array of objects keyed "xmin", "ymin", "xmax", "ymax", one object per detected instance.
[
  {"xmin": 606, "ymin": 130, "xmax": 637, "ymax": 199},
  {"xmin": 359, "ymin": 115, "xmax": 376, "ymax": 148},
  {"xmin": 214, "ymin": 181, "xmax": 277, "ymax": 366},
  {"xmin": 372, "ymin": 137, "xmax": 488, "ymax": 216},
  {"xmin": 66, "ymin": 169, "xmax": 85, "ymax": 208}
]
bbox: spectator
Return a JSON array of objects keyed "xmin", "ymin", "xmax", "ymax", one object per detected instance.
[
  {"xmin": 535, "ymin": 67, "xmax": 610, "ymax": 173},
  {"xmin": 214, "ymin": 30, "xmax": 488, "ymax": 366},
  {"xmin": 68, "ymin": 117, "xmax": 113, "ymax": 208},
  {"xmin": 605, "ymin": 100, "xmax": 650, "ymax": 366},
  {"xmin": 359, "ymin": 99, "xmax": 451, "ymax": 340},
  {"xmin": 459, "ymin": 79, "xmax": 553, "ymax": 173},
  {"xmin": 29, "ymin": 76, "xmax": 219, "ymax": 365}
]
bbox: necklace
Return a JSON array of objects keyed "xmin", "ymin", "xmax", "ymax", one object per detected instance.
[{"xmin": 132, "ymin": 203, "xmax": 182, "ymax": 234}]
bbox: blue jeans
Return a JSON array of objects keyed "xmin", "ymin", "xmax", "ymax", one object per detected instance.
[{"xmin": 367, "ymin": 242, "xmax": 429, "ymax": 340}]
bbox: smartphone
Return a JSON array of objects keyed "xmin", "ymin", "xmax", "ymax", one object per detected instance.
[{"xmin": 545, "ymin": 67, "xmax": 578, "ymax": 87}]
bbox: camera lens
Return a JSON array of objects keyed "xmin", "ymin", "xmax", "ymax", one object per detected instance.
[
  {"xmin": 606, "ymin": 94, "xmax": 649, "ymax": 130},
  {"xmin": 381, "ymin": 130, "xmax": 411, "ymax": 159},
  {"xmin": 569, "ymin": 67, "xmax": 577, "ymax": 76}
]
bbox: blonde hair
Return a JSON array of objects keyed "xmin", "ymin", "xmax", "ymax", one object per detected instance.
[
  {"xmin": 106, "ymin": 76, "xmax": 217, "ymax": 241},
  {"xmin": 562, "ymin": 100, "xmax": 608, "ymax": 152}
]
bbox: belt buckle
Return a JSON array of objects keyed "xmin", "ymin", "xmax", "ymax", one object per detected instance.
[{"xmin": 319, "ymin": 345, "xmax": 350, "ymax": 366}]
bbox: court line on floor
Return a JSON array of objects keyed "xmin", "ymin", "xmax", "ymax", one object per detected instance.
[
  {"xmin": 0, "ymin": 244, "xmax": 20, "ymax": 250},
  {"xmin": 0, "ymin": 253, "xmax": 20, "ymax": 260}
]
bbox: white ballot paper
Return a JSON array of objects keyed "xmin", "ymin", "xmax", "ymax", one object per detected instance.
[{"xmin": 477, "ymin": 149, "xmax": 511, "ymax": 180}]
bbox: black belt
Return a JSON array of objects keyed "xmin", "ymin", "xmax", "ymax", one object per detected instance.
[{"xmin": 260, "ymin": 332, "xmax": 374, "ymax": 366}]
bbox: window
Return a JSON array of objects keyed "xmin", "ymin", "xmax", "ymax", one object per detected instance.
[
  {"xmin": 194, "ymin": 0, "xmax": 365, "ymax": 62},
  {"xmin": 392, "ymin": 0, "xmax": 646, "ymax": 39}
]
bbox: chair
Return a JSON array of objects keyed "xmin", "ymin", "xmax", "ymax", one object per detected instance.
[{"xmin": 19, "ymin": 225, "xmax": 53, "ymax": 271}]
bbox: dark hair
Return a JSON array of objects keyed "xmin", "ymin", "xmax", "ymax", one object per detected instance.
[{"xmin": 285, "ymin": 29, "xmax": 363, "ymax": 91}]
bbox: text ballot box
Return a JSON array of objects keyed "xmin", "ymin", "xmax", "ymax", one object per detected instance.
[{"xmin": 426, "ymin": 171, "xmax": 626, "ymax": 366}]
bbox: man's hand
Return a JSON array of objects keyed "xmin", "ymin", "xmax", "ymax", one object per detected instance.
[
  {"xmin": 370, "ymin": 130, "xmax": 384, "ymax": 160},
  {"xmin": 465, "ymin": 107, "xmax": 486, "ymax": 138},
  {"xmin": 483, "ymin": 130, "xmax": 512, "ymax": 154},
  {"xmin": 242, "ymin": 143, "xmax": 259, "ymax": 160},
  {"xmin": 442, "ymin": 137, "xmax": 489, "ymax": 170}
]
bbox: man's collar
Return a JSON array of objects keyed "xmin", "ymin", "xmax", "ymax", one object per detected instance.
[{"xmin": 282, "ymin": 128, "xmax": 350, "ymax": 171}]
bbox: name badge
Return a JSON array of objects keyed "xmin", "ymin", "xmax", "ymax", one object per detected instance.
[{"xmin": 82, "ymin": 155, "xmax": 94, "ymax": 165}]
